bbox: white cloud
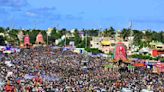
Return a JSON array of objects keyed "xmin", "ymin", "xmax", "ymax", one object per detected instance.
[
  {"xmin": 0, "ymin": 0, "xmax": 28, "ymax": 8},
  {"xmin": 26, "ymin": 11, "xmax": 37, "ymax": 17}
]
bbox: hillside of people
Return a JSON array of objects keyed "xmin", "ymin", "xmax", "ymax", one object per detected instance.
[{"xmin": 0, "ymin": 46, "xmax": 163, "ymax": 91}]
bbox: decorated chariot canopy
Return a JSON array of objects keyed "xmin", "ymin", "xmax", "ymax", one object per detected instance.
[
  {"xmin": 24, "ymin": 34, "xmax": 31, "ymax": 46},
  {"xmin": 113, "ymin": 42, "xmax": 129, "ymax": 63},
  {"xmin": 35, "ymin": 32, "xmax": 45, "ymax": 44}
]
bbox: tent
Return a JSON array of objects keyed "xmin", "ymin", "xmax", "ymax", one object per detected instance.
[{"xmin": 139, "ymin": 47, "xmax": 150, "ymax": 54}]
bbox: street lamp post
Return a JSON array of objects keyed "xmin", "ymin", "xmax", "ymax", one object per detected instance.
[
  {"xmin": 65, "ymin": 35, "xmax": 66, "ymax": 47},
  {"xmin": 85, "ymin": 31, "xmax": 87, "ymax": 48},
  {"xmin": 47, "ymin": 34, "xmax": 48, "ymax": 45}
]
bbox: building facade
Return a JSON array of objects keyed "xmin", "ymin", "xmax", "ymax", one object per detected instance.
[{"xmin": 90, "ymin": 36, "xmax": 132, "ymax": 54}]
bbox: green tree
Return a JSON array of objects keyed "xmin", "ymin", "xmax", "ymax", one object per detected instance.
[
  {"xmin": 144, "ymin": 30, "xmax": 152, "ymax": 42},
  {"xmin": 29, "ymin": 29, "xmax": 40, "ymax": 44},
  {"xmin": 160, "ymin": 31, "xmax": 164, "ymax": 43},
  {"xmin": 74, "ymin": 29, "xmax": 82, "ymax": 47},
  {"xmin": 150, "ymin": 31, "xmax": 161, "ymax": 42},
  {"xmin": 7, "ymin": 29, "xmax": 19, "ymax": 45},
  {"xmin": 133, "ymin": 30, "xmax": 143, "ymax": 47},
  {"xmin": 49, "ymin": 28, "xmax": 62, "ymax": 45},
  {"xmin": 121, "ymin": 28, "xmax": 130, "ymax": 40},
  {"xmin": 0, "ymin": 36, "xmax": 5, "ymax": 45},
  {"xmin": 77, "ymin": 37, "xmax": 91, "ymax": 48},
  {"xmin": 85, "ymin": 48, "xmax": 103, "ymax": 54},
  {"xmin": 0, "ymin": 27, "xmax": 5, "ymax": 33},
  {"xmin": 60, "ymin": 28, "xmax": 67, "ymax": 35},
  {"xmin": 103, "ymin": 27, "xmax": 115, "ymax": 37},
  {"xmin": 58, "ymin": 38, "xmax": 70, "ymax": 46},
  {"xmin": 86, "ymin": 29, "xmax": 99, "ymax": 36},
  {"xmin": 41, "ymin": 30, "xmax": 47, "ymax": 44}
]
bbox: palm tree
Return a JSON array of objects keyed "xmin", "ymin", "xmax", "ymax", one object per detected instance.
[{"xmin": 103, "ymin": 27, "xmax": 115, "ymax": 37}]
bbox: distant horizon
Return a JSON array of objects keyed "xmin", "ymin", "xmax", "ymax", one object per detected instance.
[
  {"xmin": 0, "ymin": 0, "xmax": 164, "ymax": 31},
  {"xmin": 0, "ymin": 26, "xmax": 163, "ymax": 32}
]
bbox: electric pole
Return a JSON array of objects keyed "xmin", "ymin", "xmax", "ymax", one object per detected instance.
[
  {"xmin": 129, "ymin": 20, "xmax": 133, "ymax": 49},
  {"xmin": 85, "ymin": 31, "xmax": 88, "ymax": 48}
]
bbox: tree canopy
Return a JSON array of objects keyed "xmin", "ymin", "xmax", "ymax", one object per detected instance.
[
  {"xmin": 0, "ymin": 36, "xmax": 5, "ymax": 45},
  {"xmin": 0, "ymin": 26, "xmax": 164, "ymax": 48}
]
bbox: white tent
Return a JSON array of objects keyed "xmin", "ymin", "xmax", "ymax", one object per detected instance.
[{"xmin": 139, "ymin": 47, "xmax": 151, "ymax": 54}]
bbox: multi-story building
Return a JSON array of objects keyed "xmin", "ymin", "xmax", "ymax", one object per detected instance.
[
  {"xmin": 149, "ymin": 41, "xmax": 164, "ymax": 57},
  {"xmin": 150, "ymin": 41, "xmax": 164, "ymax": 50},
  {"xmin": 90, "ymin": 36, "xmax": 133, "ymax": 53},
  {"xmin": 90, "ymin": 37, "xmax": 116, "ymax": 53}
]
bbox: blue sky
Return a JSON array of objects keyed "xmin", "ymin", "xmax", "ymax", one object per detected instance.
[{"xmin": 0, "ymin": 0, "xmax": 164, "ymax": 31}]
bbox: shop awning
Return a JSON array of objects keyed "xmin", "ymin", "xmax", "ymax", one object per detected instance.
[{"xmin": 101, "ymin": 40, "xmax": 111, "ymax": 45}]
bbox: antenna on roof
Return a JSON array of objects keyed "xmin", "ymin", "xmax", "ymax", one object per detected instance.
[
  {"xmin": 129, "ymin": 20, "xmax": 134, "ymax": 49},
  {"xmin": 129, "ymin": 20, "xmax": 133, "ymax": 30}
]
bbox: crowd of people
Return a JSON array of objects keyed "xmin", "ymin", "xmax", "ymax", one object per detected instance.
[{"xmin": 0, "ymin": 46, "xmax": 163, "ymax": 92}]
